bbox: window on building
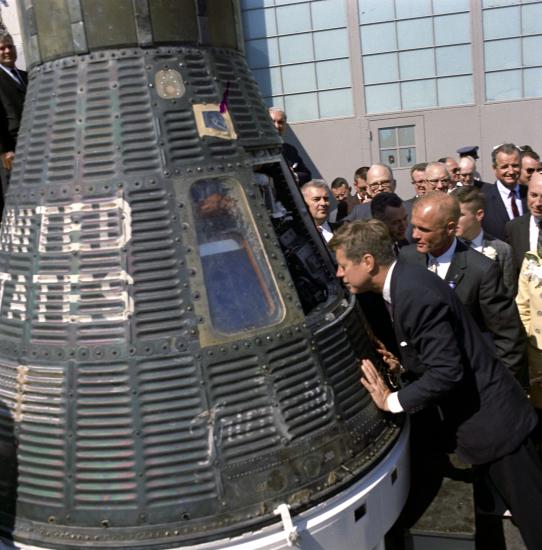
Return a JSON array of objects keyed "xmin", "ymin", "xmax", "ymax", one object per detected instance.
[
  {"xmin": 241, "ymin": 0, "xmax": 354, "ymax": 122},
  {"xmin": 378, "ymin": 126, "xmax": 416, "ymax": 169},
  {"xmin": 359, "ymin": 0, "xmax": 473, "ymax": 114},
  {"xmin": 482, "ymin": 0, "xmax": 542, "ymax": 101}
]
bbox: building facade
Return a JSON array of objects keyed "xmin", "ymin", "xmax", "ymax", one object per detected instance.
[
  {"xmin": 241, "ymin": 0, "xmax": 542, "ymax": 197},
  {"xmin": 1, "ymin": 0, "xmax": 541, "ymax": 197}
]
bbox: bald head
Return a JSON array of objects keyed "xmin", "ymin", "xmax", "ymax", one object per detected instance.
[
  {"xmin": 527, "ymin": 171, "xmax": 542, "ymax": 221},
  {"xmin": 366, "ymin": 164, "xmax": 395, "ymax": 198},
  {"xmin": 459, "ymin": 156, "xmax": 476, "ymax": 186},
  {"xmin": 424, "ymin": 162, "xmax": 451, "ymax": 193},
  {"xmin": 412, "ymin": 192, "xmax": 459, "ymax": 257},
  {"xmin": 443, "ymin": 157, "xmax": 460, "ymax": 185}
]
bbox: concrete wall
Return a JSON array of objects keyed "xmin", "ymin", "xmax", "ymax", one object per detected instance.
[
  {"xmin": 3, "ymin": 0, "xmax": 541, "ymax": 201},
  {"xmin": 290, "ymin": 97, "xmax": 542, "ymax": 200}
]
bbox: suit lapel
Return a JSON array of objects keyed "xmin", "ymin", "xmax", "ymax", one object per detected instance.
[
  {"xmin": 519, "ymin": 185, "xmax": 528, "ymax": 212},
  {"xmin": 445, "ymin": 242, "xmax": 468, "ymax": 287},
  {"xmin": 0, "ymin": 69, "xmax": 25, "ymax": 96},
  {"xmin": 488, "ymin": 183, "xmax": 509, "ymax": 225},
  {"xmin": 521, "ymin": 213, "xmax": 530, "ymax": 248}
]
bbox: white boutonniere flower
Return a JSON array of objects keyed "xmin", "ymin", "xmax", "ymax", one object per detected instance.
[
  {"xmin": 482, "ymin": 246, "xmax": 497, "ymax": 260},
  {"xmin": 524, "ymin": 252, "xmax": 542, "ymax": 287}
]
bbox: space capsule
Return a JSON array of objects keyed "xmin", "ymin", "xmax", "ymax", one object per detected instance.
[{"xmin": 0, "ymin": 1, "xmax": 408, "ymax": 548}]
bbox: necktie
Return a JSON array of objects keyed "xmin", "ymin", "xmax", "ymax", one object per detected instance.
[
  {"xmin": 393, "ymin": 242, "xmax": 400, "ymax": 257},
  {"xmin": 463, "ymin": 239, "xmax": 472, "ymax": 248},
  {"xmin": 10, "ymin": 68, "xmax": 24, "ymax": 89},
  {"xmin": 537, "ymin": 222, "xmax": 542, "ymax": 257},
  {"xmin": 428, "ymin": 257, "xmax": 439, "ymax": 274},
  {"xmin": 509, "ymin": 191, "xmax": 519, "ymax": 218}
]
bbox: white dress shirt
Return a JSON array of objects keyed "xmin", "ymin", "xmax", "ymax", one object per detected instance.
[
  {"xmin": 496, "ymin": 180, "xmax": 523, "ymax": 219},
  {"xmin": 319, "ymin": 221, "xmax": 334, "ymax": 242},
  {"xmin": 427, "ymin": 238, "xmax": 458, "ymax": 280}
]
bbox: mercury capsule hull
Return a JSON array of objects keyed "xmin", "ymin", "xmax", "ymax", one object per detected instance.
[{"xmin": 0, "ymin": 1, "xmax": 408, "ymax": 548}]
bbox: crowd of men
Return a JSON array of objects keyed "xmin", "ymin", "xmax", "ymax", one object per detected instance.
[{"xmin": 270, "ymin": 107, "xmax": 542, "ymax": 548}]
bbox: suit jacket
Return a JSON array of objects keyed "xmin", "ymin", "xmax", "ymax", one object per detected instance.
[
  {"xmin": 329, "ymin": 194, "xmax": 358, "ymax": 223},
  {"xmin": 481, "ymin": 181, "xmax": 527, "ymax": 241},
  {"xmin": 0, "ymin": 67, "xmax": 27, "ymax": 154},
  {"xmin": 282, "ymin": 143, "xmax": 311, "ymax": 186},
  {"xmin": 399, "ymin": 241, "xmax": 527, "ymax": 386},
  {"xmin": 347, "ymin": 201, "xmax": 372, "ymax": 222},
  {"xmin": 505, "ymin": 212, "xmax": 530, "ymax": 275},
  {"xmin": 480, "ymin": 232, "xmax": 517, "ymax": 296},
  {"xmin": 391, "ymin": 261, "xmax": 536, "ymax": 464},
  {"xmin": 347, "ymin": 197, "xmax": 413, "ymax": 222}
]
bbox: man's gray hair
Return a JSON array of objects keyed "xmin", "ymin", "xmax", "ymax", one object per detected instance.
[
  {"xmin": 301, "ymin": 179, "xmax": 328, "ymax": 197},
  {"xmin": 268, "ymin": 106, "xmax": 286, "ymax": 121},
  {"xmin": 0, "ymin": 30, "xmax": 13, "ymax": 44}
]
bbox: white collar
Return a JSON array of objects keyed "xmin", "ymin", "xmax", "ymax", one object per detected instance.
[
  {"xmin": 0, "ymin": 64, "xmax": 22, "ymax": 85},
  {"xmin": 382, "ymin": 260, "xmax": 397, "ymax": 306},
  {"xmin": 496, "ymin": 179, "xmax": 520, "ymax": 197},
  {"xmin": 429, "ymin": 238, "xmax": 457, "ymax": 264}
]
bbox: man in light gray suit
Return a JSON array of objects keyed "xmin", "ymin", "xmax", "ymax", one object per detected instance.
[{"xmin": 454, "ymin": 186, "xmax": 517, "ymax": 296}]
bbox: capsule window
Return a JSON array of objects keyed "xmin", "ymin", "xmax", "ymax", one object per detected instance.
[{"xmin": 189, "ymin": 178, "xmax": 284, "ymax": 335}]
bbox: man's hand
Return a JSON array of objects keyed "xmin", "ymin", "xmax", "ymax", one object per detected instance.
[
  {"xmin": 361, "ymin": 359, "xmax": 391, "ymax": 411},
  {"xmin": 376, "ymin": 343, "xmax": 402, "ymax": 374},
  {"xmin": 1, "ymin": 151, "xmax": 14, "ymax": 171}
]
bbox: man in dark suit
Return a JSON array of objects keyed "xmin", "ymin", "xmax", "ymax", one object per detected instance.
[
  {"xmin": 0, "ymin": 32, "xmax": 26, "ymax": 160},
  {"xmin": 506, "ymin": 171, "xmax": 542, "ymax": 276},
  {"xmin": 454, "ymin": 186, "xmax": 517, "ymax": 295},
  {"xmin": 399, "ymin": 192, "xmax": 527, "ymax": 386},
  {"xmin": 0, "ymin": 31, "xmax": 26, "ymax": 195},
  {"xmin": 269, "ymin": 107, "xmax": 311, "ymax": 185},
  {"xmin": 481, "ymin": 143, "xmax": 527, "ymax": 240},
  {"xmin": 330, "ymin": 219, "xmax": 542, "ymax": 549}
]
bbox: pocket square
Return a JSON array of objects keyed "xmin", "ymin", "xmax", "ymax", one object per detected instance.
[{"xmin": 400, "ymin": 341, "xmax": 408, "ymax": 347}]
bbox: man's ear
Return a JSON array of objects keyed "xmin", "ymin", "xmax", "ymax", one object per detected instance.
[
  {"xmin": 476, "ymin": 208, "xmax": 484, "ymax": 223},
  {"xmin": 363, "ymin": 253, "xmax": 377, "ymax": 273}
]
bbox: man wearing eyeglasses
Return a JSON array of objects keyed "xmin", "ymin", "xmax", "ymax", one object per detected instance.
[
  {"xmin": 481, "ymin": 143, "xmax": 527, "ymax": 241},
  {"xmin": 347, "ymin": 164, "xmax": 397, "ymax": 221},
  {"xmin": 438, "ymin": 157, "xmax": 461, "ymax": 190},
  {"xmin": 519, "ymin": 149, "xmax": 541, "ymax": 187},
  {"xmin": 423, "ymin": 162, "xmax": 451, "ymax": 193}
]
